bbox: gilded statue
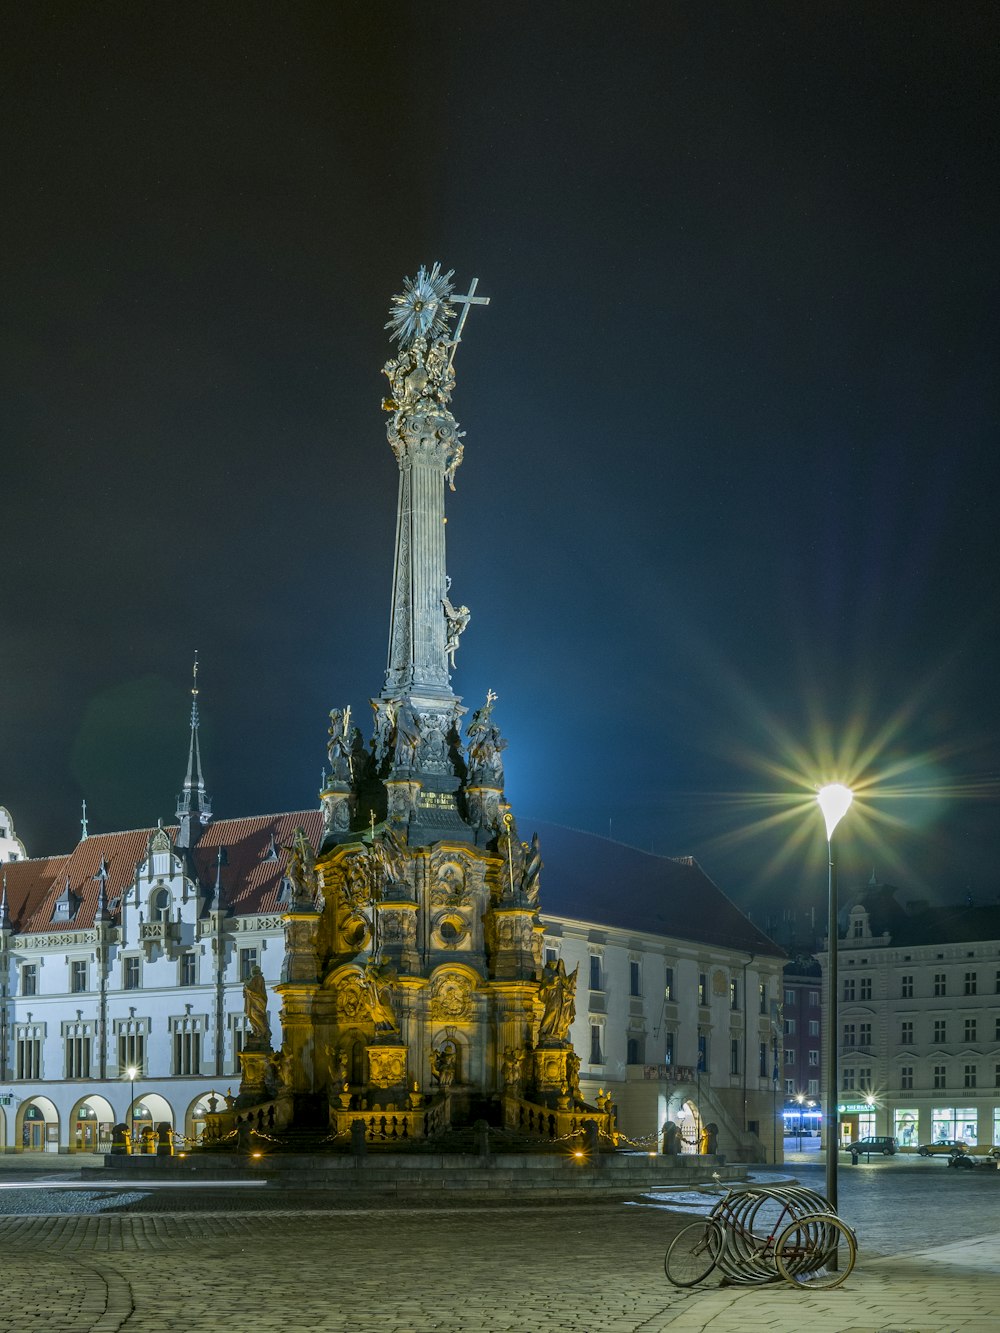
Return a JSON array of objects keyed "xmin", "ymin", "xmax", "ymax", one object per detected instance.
[
  {"xmin": 243, "ymin": 965, "xmax": 271, "ymax": 1045},
  {"xmin": 538, "ymin": 958, "xmax": 578, "ymax": 1042},
  {"xmin": 361, "ymin": 960, "xmax": 400, "ymax": 1036}
]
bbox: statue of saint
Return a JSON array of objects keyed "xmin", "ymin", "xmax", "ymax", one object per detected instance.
[
  {"xmin": 361, "ymin": 960, "xmax": 400, "ymax": 1036},
  {"xmin": 243, "ymin": 965, "xmax": 271, "ymax": 1044},
  {"xmin": 520, "ymin": 832, "xmax": 542, "ymax": 906},
  {"xmin": 442, "ymin": 594, "xmax": 471, "ymax": 669},
  {"xmin": 392, "ymin": 700, "xmax": 421, "ymax": 770},
  {"xmin": 284, "ymin": 826, "xmax": 316, "ymax": 909},
  {"xmin": 431, "ymin": 1045, "xmax": 456, "ymax": 1089},
  {"xmin": 538, "ymin": 958, "xmax": 578, "ymax": 1042},
  {"xmin": 326, "ymin": 708, "xmax": 353, "ymax": 780}
]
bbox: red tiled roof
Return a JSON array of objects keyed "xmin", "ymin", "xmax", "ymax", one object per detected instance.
[
  {"xmin": 18, "ymin": 811, "xmax": 325, "ymax": 934},
  {"xmin": 3, "ymin": 856, "xmax": 70, "ymax": 931}
]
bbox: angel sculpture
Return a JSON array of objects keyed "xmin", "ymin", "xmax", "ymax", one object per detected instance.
[{"xmin": 442, "ymin": 594, "xmax": 471, "ymax": 669}]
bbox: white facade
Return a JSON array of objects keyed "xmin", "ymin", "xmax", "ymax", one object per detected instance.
[
  {"xmin": 0, "ymin": 807, "xmax": 27, "ymax": 863},
  {"xmin": 545, "ymin": 916, "xmax": 784, "ymax": 1155},
  {"xmin": 820, "ymin": 892, "xmax": 1000, "ymax": 1151}
]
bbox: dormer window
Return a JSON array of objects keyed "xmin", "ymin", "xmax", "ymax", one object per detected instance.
[
  {"xmin": 51, "ymin": 882, "xmax": 81, "ymax": 923},
  {"xmin": 150, "ymin": 888, "xmax": 171, "ymax": 922}
]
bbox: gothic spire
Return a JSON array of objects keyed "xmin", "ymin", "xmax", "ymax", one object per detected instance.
[
  {"xmin": 0, "ymin": 869, "xmax": 10, "ymax": 930},
  {"xmin": 176, "ymin": 652, "xmax": 212, "ymax": 849}
]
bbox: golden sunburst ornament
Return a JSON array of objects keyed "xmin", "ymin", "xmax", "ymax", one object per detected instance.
[{"xmin": 385, "ymin": 262, "xmax": 456, "ymax": 346}]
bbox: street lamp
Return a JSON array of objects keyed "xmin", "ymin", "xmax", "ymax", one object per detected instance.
[
  {"xmin": 817, "ymin": 781, "xmax": 853, "ymax": 1224},
  {"xmin": 126, "ymin": 1065, "xmax": 138, "ymax": 1154},
  {"xmin": 796, "ymin": 1092, "xmax": 805, "ymax": 1152}
]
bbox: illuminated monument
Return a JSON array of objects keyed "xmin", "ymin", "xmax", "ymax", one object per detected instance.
[{"xmin": 238, "ymin": 268, "xmax": 610, "ymax": 1142}]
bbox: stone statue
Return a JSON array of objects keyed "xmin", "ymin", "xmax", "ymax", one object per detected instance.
[
  {"xmin": 370, "ymin": 826, "xmax": 407, "ymax": 890},
  {"xmin": 566, "ymin": 1049, "xmax": 581, "ymax": 1100},
  {"xmin": 361, "ymin": 960, "xmax": 400, "ymax": 1036},
  {"xmin": 392, "ymin": 700, "xmax": 421, "ymax": 770},
  {"xmin": 442, "ymin": 594, "xmax": 471, "ymax": 669},
  {"xmin": 466, "ymin": 691, "xmax": 507, "ymax": 786},
  {"xmin": 521, "ymin": 833, "xmax": 542, "ymax": 906},
  {"xmin": 538, "ymin": 958, "xmax": 578, "ymax": 1042},
  {"xmin": 243, "ymin": 965, "xmax": 271, "ymax": 1045},
  {"xmin": 370, "ymin": 697, "xmax": 396, "ymax": 768},
  {"xmin": 284, "ymin": 826, "xmax": 316, "ymax": 911},
  {"xmin": 501, "ymin": 1047, "xmax": 522, "ymax": 1090},
  {"xmin": 326, "ymin": 707, "xmax": 353, "ymax": 780},
  {"xmin": 431, "ymin": 1045, "xmax": 456, "ymax": 1089}
]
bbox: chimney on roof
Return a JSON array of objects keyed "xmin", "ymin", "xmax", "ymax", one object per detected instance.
[{"xmin": 176, "ymin": 652, "xmax": 212, "ymax": 850}]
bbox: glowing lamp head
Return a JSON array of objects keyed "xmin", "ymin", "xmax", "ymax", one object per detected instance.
[
  {"xmin": 127, "ymin": 1066, "xmax": 137, "ymax": 1080},
  {"xmin": 817, "ymin": 783, "xmax": 853, "ymax": 840}
]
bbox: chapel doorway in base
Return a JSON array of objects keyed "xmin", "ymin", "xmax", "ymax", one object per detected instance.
[
  {"xmin": 129, "ymin": 1092, "xmax": 175, "ymax": 1155},
  {"xmin": 17, "ymin": 1096, "xmax": 60, "ymax": 1153},
  {"xmin": 188, "ymin": 1091, "xmax": 229, "ymax": 1144},
  {"xmin": 69, "ymin": 1095, "xmax": 116, "ymax": 1152},
  {"xmin": 675, "ymin": 1097, "xmax": 702, "ymax": 1154}
]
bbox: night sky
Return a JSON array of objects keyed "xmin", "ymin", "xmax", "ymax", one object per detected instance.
[{"xmin": 3, "ymin": 4, "xmax": 997, "ymax": 926}]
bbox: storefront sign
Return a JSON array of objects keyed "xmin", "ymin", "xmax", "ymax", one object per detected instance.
[{"xmin": 643, "ymin": 1064, "xmax": 695, "ymax": 1083}]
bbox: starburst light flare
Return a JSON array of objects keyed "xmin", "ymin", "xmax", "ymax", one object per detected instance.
[
  {"xmin": 385, "ymin": 262, "xmax": 456, "ymax": 347},
  {"xmin": 817, "ymin": 783, "xmax": 854, "ymax": 841}
]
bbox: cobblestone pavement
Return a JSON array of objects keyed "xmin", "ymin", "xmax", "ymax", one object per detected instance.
[
  {"xmin": 3, "ymin": 1168, "xmax": 1000, "ymax": 1332},
  {"xmin": 1, "ymin": 1203, "xmax": 689, "ymax": 1333}
]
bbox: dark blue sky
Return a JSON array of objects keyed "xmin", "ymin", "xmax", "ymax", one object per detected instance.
[{"xmin": 2, "ymin": 3, "xmax": 997, "ymax": 923}]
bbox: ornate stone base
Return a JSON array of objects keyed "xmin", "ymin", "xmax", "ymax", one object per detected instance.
[
  {"xmin": 532, "ymin": 1044, "xmax": 571, "ymax": 1097},
  {"xmin": 367, "ymin": 1041, "xmax": 408, "ymax": 1090},
  {"xmin": 237, "ymin": 1048, "xmax": 273, "ymax": 1103}
]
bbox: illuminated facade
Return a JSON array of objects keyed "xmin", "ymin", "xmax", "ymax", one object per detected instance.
[{"xmin": 819, "ymin": 877, "xmax": 1000, "ymax": 1150}]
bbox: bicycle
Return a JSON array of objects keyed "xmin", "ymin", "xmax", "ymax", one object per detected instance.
[{"xmin": 663, "ymin": 1184, "xmax": 857, "ymax": 1290}]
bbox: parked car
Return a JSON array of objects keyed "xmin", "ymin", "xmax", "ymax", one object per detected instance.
[
  {"xmin": 846, "ymin": 1135, "xmax": 897, "ymax": 1157},
  {"xmin": 917, "ymin": 1139, "xmax": 970, "ymax": 1156}
]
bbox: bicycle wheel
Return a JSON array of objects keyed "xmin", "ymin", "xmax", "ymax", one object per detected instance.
[
  {"xmin": 774, "ymin": 1212, "xmax": 857, "ymax": 1289},
  {"xmin": 664, "ymin": 1219, "xmax": 724, "ymax": 1287}
]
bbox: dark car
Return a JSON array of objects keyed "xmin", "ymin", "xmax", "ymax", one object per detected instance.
[{"xmin": 846, "ymin": 1135, "xmax": 898, "ymax": 1157}]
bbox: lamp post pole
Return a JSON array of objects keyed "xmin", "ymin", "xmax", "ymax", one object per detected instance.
[
  {"xmin": 126, "ymin": 1065, "xmax": 137, "ymax": 1154},
  {"xmin": 817, "ymin": 783, "xmax": 853, "ymax": 1230}
]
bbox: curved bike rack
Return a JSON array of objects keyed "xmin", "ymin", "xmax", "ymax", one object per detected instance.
[{"xmin": 664, "ymin": 1183, "xmax": 857, "ymax": 1290}]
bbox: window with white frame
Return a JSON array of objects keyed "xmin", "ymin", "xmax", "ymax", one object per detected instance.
[
  {"xmin": 589, "ymin": 1023, "xmax": 604, "ymax": 1064},
  {"xmin": 900, "ymin": 1066, "xmax": 913, "ymax": 1090},
  {"xmin": 70, "ymin": 960, "xmax": 88, "ymax": 994},
  {"xmin": 589, "ymin": 955, "xmax": 602, "ymax": 991},
  {"xmin": 238, "ymin": 947, "xmax": 258, "ymax": 982},
  {"xmin": 15, "ymin": 1024, "xmax": 43, "ymax": 1079},
  {"xmin": 901, "ymin": 974, "xmax": 913, "ymax": 998},
  {"xmin": 629, "ymin": 960, "xmax": 641, "ymax": 997},
  {"xmin": 965, "ymin": 971, "xmax": 977, "ymax": 995},
  {"xmin": 63, "ymin": 1022, "xmax": 93, "ymax": 1079},
  {"xmin": 116, "ymin": 1020, "xmax": 148, "ymax": 1074},
  {"xmin": 171, "ymin": 1017, "xmax": 204, "ymax": 1077},
  {"xmin": 21, "ymin": 963, "xmax": 37, "ymax": 997}
]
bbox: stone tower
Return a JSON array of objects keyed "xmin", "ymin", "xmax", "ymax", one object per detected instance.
[{"xmin": 262, "ymin": 268, "xmax": 608, "ymax": 1143}]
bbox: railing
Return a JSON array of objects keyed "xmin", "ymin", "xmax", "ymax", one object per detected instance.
[
  {"xmin": 331, "ymin": 1098, "xmax": 450, "ymax": 1143},
  {"xmin": 501, "ymin": 1093, "xmax": 614, "ymax": 1143}
]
